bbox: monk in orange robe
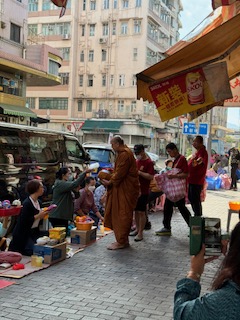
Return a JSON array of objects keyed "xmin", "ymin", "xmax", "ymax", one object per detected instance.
[{"xmin": 103, "ymin": 136, "xmax": 140, "ymax": 250}]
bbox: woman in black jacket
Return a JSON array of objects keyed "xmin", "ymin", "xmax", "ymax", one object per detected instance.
[{"xmin": 9, "ymin": 179, "xmax": 48, "ymax": 256}]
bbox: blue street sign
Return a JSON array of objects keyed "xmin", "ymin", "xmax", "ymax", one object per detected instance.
[
  {"xmin": 198, "ymin": 123, "xmax": 209, "ymax": 136},
  {"xmin": 182, "ymin": 122, "xmax": 197, "ymax": 135}
]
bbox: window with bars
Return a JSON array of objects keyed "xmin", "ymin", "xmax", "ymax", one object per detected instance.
[
  {"xmin": 39, "ymin": 98, "xmax": 68, "ymax": 110},
  {"xmin": 26, "ymin": 98, "xmax": 36, "ymax": 109},
  {"xmin": 28, "ymin": 24, "xmax": 38, "ymax": 36},
  {"xmin": 28, "ymin": 0, "xmax": 38, "ymax": 11},
  {"xmin": 59, "ymin": 73, "xmax": 69, "ymax": 85},
  {"xmin": 81, "ymin": 25, "xmax": 85, "ymax": 36},
  {"xmin": 122, "ymin": 0, "xmax": 129, "ymax": 8},
  {"xmin": 48, "ymin": 60, "xmax": 59, "ymax": 76},
  {"xmin": 103, "ymin": 0, "xmax": 109, "ymax": 9},
  {"xmin": 79, "ymin": 75, "xmax": 84, "ymax": 87}
]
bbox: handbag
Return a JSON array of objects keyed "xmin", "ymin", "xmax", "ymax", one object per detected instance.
[
  {"xmin": 155, "ymin": 168, "xmax": 186, "ymax": 203},
  {"xmin": 164, "ymin": 168, "xmax": 186, "ymax": 202}
]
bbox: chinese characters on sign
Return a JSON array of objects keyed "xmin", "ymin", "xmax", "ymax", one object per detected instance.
[
  {"xmin": 149, "ymin": 67, "xmax": 216, "ymax": 122},
  {"xmin": 224, "ymin": 77, "xmax": 240, "ymax": 107}
]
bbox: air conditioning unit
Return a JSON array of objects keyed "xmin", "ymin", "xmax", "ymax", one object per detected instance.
[
  {"xmin": 62, "ymin": 33, "xmax": 71, "ymax": 40},
  {"xmin": 99, "ymin": 38, "xmax": 107, "ymax": 44}
]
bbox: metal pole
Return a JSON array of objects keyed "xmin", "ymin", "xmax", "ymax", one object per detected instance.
[{"xmin": 207, "ymin": 108, "xmax": 213, "ymax": 168}]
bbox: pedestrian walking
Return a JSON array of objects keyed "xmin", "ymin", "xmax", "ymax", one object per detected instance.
[
  {"xmin": 130, "ymin": 144, "xmax": 154, "ymax": 241},
  {"xmin": 188, "ymin": 135, "xmax": 208, "ymax": 216},
  {"xmin": 102, "ymin": 135, "xmax": 140, "ymax": 250},
  {"xmin": 155, "ymin": 143, "xmax": 191, "ymax": 236},
  {"xmin": 228, "ymin": 147, "xmax": 240, "ymax": 191},
  {"xmin": 174, "ymin": 222, "xmax": 240, "ymax": 320}
]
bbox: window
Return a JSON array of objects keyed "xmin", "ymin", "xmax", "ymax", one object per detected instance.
[
  {"xmin": 90, "ymin": 0, "xmax": 96, "ymax": 10},
  {"xmin": 60, "ymin": 47, "xmax": 70, "ymax": 60},
  {"xmin": 102, "ymin": 23, "xmax": 109, "ymax": 36},
  {"xmin": 135, "ymin": 0, "xmax": 141, "ymax": 7},
  {"xmin": 131, "ymin": 101, "xmax": 136, "ymax": 112},
  {"xmin": 102, "ymin": 74, "xmax": 106, "ymax": 87},
  {"xmin": 88, "ymin": 50, "xmax": 94, "ymax": 62},
  {"xmin": 79, "ymin": 75, "xmax": 84, "ymax": 87},
  {"xmin": 48, "ymin": 60, "xmax": 59, "ymax": 76},
  {"xmin": 118, "ymin": 100, "xmax": 124, "ymax": 112},
  {"xmin": 28, "ymin": 24, "xmax": 38, "ymax": 36},
  {"xmin": 134, "ymin": 20, "xmax": 141, "ymax": 34},
  {"xmin": 112, "ymin": 22, "xmax": 116, "ymax": 35},
  {"xmin": 39, "ymin": 98, "xmax": 68, "ymax": 110},
  {"xmin": 113, "ymin": 0, "xmax": 118, "ymax": 9},
  {"xmin": 26, "ymin": 98, "xmax": 36, "ymax": 109},
  {"xmin": 102, "ymin": 49, "xmax": 107, "ymax": 61},
  {"xmin": 103, "ymin": 0, "xmax": 109, "ymax": 9},
  {"xmin": 42, "ymin": 22, "xmax": 70, "ymax": 36},
  {"xmin": 110, "ymin": 75, "xmax": 114, "ymax": 86},
  {"xmin": 86, "ymin": 100, "xmax": 92, "ymax": 112},
  {"xmin": 59, "ymin": 73, "xmax": 69, "ymax": 85},
  {"xmin": 119, "ymin": 74, "xmax": 125, "ymax": 86},
  {"xmin": 121, "ymin": 22, "xmax": 128, "ymax": 35},
  {"xmin": 87, "ymin": 75, "xmax": 94, "ymax": 87},
  {"xmin": 132, "ymin": 74, "xmax": 137, "ymax": 86},
  {"xmin": 89, "ymin": 24, "xmax": 95, "ymax": 36},
  {"xmin": 81, "ymin": 25, "xmax": 85, "ymax": 36},
  {"xmin": 83, "ymin": 0, "xmax": 86, "ymax": 10},
  {"xmin": 78, "ymin": 100, "xmax": 83, "ymax": 112},
  {"xmin": 10, "ymin": 23, "xmax": 21, "ymax": 43},
  {"xmin": 80, "ymin": 50, "xmax": 84, "ymax": 62},
  {"xmin": 133, "ymin": 48, "xmax": 138, "ymax": 60},
  {"xmin": 0, "ymin": 76, "xmax": 22, "ymax": 96},
  {"xmin": 42, "ymin": 0, "xmax": 56, "ymax": 10},
  {"xmin": 28, "ymin": 0, "xmax": 38, "ymax": 11},
  {"xmin": 122, "ymin": 0, "xmax": 129, "ymax": 8},
  {"xmin": 65, "ymin": 139, "xmax": 84, "ymax": 159}
]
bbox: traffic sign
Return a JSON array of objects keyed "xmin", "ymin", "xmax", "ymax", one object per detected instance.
[
  {"xmin": 182, "ymin": 122, "xmax": 197, "ymax": 135},
  {"xmin": 198, "ymin": 123, "xmax": 209, "ymax": 136},
  {"xmin": 72, "ymin": 122, "xmax": 84, "ymax": 131}
]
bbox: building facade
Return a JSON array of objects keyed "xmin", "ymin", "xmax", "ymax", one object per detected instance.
[
  {"xmin": 0, "ymin": 0, "xmax": 62, "ymax": 125},
  {"xmin": 27, "ymin": 0, "xmax": 183, "ymax": 153}
]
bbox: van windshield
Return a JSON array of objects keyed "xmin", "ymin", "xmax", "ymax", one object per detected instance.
[{"xmin": 86, "ymin": 148, "xmax": 111, "ymax": 163}]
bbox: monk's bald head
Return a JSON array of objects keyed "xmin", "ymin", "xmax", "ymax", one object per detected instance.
[{"xmin": 111, "ymin": 135, "xmax": 124, "ymax": 151}]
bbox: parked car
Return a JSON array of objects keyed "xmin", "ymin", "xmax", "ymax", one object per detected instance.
[{"xmin": 82, "ymin": 143, "xmax": 115, "ymax": 178}]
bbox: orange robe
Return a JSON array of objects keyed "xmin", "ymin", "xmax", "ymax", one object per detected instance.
[{"xmin": 104, "ymin": 145, "xmax": 140, "ymax": 245}]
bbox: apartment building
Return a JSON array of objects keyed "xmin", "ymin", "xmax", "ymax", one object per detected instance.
[
  {"xmin": 27, "ymin": 0, "xmax": 183, "ymax": 153},
  {"xmin": 0, "ymin": 0, "xmax": 62, "ymax": 125}
]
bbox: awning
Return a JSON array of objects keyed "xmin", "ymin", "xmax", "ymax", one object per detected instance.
[
  {"xmin": 81, "ymin": 120, "xmax": 123, "ymax": 132},
  {"xmin": 30, "ymin": 116, "xmax": 50, "ymax": 124},
  {"xmin": 0, "ymin": 104, "xmax": 37, "ymax": 118},
  {"xmin": 137, "ymin": 13, "xmax": 240, "ymax": 103}
]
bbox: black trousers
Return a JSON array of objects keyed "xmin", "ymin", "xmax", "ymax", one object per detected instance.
[
  {"xmin": 49, "ymin": 218, "xmax": 68, "ymax": 232},
  {"xmin": 188, "ymin": 184, "xmax": 203, "ymax": 216},
  {"xmin": 163, "ymin": 197, "xmax": 191, "ymax": 230},
  {"xmin": 231, "ymin": 164, "xmax": 238, "ymax": 188}
]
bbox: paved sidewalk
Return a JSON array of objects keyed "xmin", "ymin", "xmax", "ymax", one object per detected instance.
[{"xmin": 0, "ymin": 188, "xmax": 239, "ymax": 320}]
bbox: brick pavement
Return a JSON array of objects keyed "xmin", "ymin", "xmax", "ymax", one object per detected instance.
[{"xmin": 0, "ymin": 187, "xmax": 239, "ymax": 320}]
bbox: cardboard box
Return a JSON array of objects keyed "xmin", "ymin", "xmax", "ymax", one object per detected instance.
[
  {"xmin": 33, "ymin": 241, "xmax": 67, "ymax": 265},
  {"xmin": 70, "ymin": 226, "xmax": 97, "ymax": 245}
]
